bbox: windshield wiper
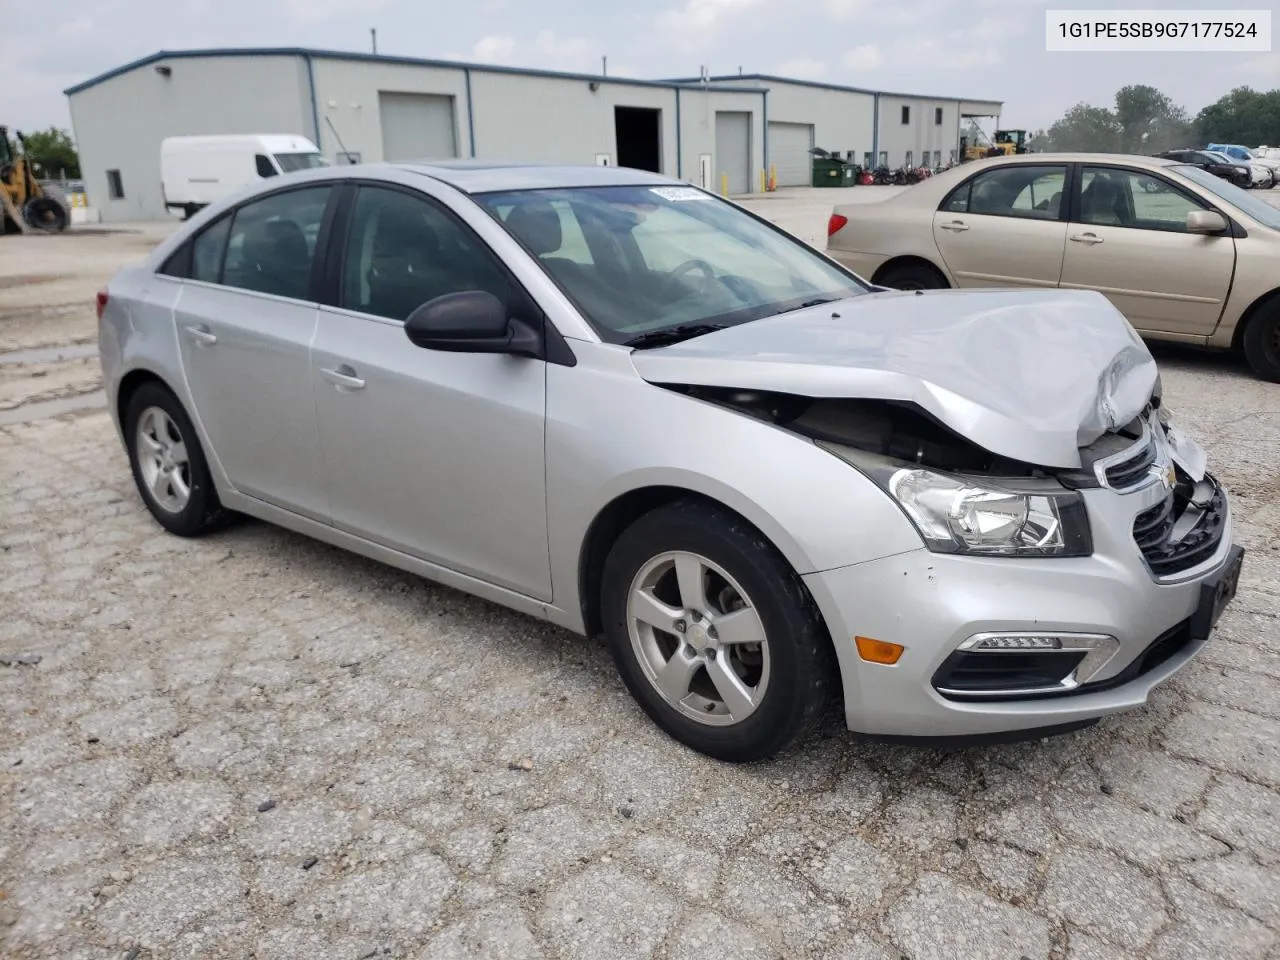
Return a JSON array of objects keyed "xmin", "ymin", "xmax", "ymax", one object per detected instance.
[
  {"xmin": 624, "ymin": 323, "xmax": 728, "ymax": 349},
  {"xmin": 775, "ymin": 297, "xmax": 840, "ymax": 316}
]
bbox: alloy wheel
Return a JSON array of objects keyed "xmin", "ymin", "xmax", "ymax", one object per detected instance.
[
  {"xmin": 626, "ymin": 550, "xmax": 771, "ymax": 726},
  {"xmin": 135, "ymin": 406, "xmax": 191, "ymax": 514}
]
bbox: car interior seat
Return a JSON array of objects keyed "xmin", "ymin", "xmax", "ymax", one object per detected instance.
[{"xmin": 241, "ymin": 217, "xmax": 311, "ymax": 299}]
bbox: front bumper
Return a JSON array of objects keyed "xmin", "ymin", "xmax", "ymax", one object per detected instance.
[{"xmin": 804, "ymin": 471, "xmax": 1240, "ymax": 739}]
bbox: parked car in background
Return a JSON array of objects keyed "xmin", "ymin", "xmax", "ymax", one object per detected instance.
[
  {"xmin": 161, "ymin": 134, "xmax": 327, "ymax": 220},
  {"xmin": 97, "ymin": 161, "xmax": 1243, "ymax": 760},
  {"xmin": 1155, "ymin": 149, "xmax": 1251, "ymax": 189},
  {"xmin": 826, "ymin": 153, "xmax": 1280, "ymax": 381},
  {"xmin": 1208, "ymin": 143, "xmax": 1279, "ymax": 188}
]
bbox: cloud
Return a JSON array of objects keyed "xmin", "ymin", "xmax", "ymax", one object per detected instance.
[
  {"xmin": 843, "ymin": 44, "xmax": 884, "ymax": 72},
  {"xmin": 283, "ymin": 0, "xmax": 390, "ymax": 24},
  {"xmin": 775, "ymin": 57, "xmax": 828, "ymax": 80},
  {"xmin": 656, "ymin": 0, "xmax": 762, "ymax": 51},
  {"xmin": 468, "ymin": 31, "xmax": 600, "ymax": 73},
  {"xmin": 471, "ymin": 35, "xmax": 517, "ymax": 63},
  {"xmin": 823, "ymin": 0, "xmax": 869, "ymax": 19},
  {"xmin": 1237, "ymin": 53, "xmax": 1279, "ymax": 80}
]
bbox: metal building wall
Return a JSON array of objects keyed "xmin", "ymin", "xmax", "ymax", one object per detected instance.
[
  {"xmin": 468, "ymin": 71, "xmax": 678, "ymax": 171},
  {"xmin": 675, "ymin": 86, "xmax": 766, "ymax": 193},
  {"xmin": 875, "ymin": 96, "xmax": 961, "ymax": 168},
  {"xmin": 67, "ymin": 55, "xmax": 312, "ymax": 221},
  {"xmin": 715, "ymin": 78, "xmax": 875, "ymax": 170},
  {"xmin": 310, "ymin": 58, "xmax": 470, "ymax": 164}
]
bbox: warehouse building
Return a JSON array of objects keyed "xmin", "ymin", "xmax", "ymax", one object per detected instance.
[{"xmin": 64, "ymin": 48, "xmax": 1001, "ymax": 221}]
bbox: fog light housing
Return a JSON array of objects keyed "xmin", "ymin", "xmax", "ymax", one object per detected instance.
[{"xmin": 932, "ymin": 632, "xmax": 1120, "ymax": 699}]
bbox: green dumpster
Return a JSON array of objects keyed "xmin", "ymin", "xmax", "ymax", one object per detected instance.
[{"xmin": 812, "ymin": 158, "xmax": 856, "ymax": 187}]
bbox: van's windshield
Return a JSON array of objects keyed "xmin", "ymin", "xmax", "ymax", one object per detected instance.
[{"xmin": 274, "ymin": 152, "xmax": 328, "ymax": 173}]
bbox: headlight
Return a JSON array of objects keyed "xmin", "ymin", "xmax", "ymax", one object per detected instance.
[
  {"xmin": 819, "ymin": 442, "xmax": 1092, "ymax": 558},
  {"xmin": 887, "ymin": 469, "xmax": 1091, "ymax": 557}
]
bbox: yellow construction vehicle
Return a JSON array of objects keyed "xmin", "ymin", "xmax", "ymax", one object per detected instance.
[
  {"xmin": 1, "ymin": 126, "xmax": 69, "ymax": 234},
  {"xmin": 992, "ymin": 129, "xmax": 1028, "ymax": 156},
  {"xmin": 960, "ymin": 128, "xmax": 1029, "ymax": 162}
]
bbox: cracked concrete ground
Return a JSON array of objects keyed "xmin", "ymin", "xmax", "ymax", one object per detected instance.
[{"xmin": 2, "ymin": 190, "xmax": 1279, "ymax": 959}]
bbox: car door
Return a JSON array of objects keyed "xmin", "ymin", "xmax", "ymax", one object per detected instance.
[
  {"xmin": 311, "ymin": 182, "xmax": 551, "ymax": 600},
  {"xmin": 174, "ymin": 183, "xmax": 337, "ymax": 522},
  {"xmin": 1059, "ymin": 165, "xmax": 1235, "ymax": 338},
  {"xmin": 931, "ymin": 163, "xmax": 1071, "ymax": 288}
]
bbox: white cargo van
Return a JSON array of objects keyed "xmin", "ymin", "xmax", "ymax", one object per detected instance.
[{"xmin": 160, "ymin": 134, "xmax": 327, "ymax": 219}]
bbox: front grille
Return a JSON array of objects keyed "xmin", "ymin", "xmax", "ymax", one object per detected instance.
[
  {"xmin": 1104, "ymin": 433, "xmax": 1158, "ymax": 489},
  {"xmin": 1132, "ymin": 480, "xmax": 1228, "ymax": 576}
]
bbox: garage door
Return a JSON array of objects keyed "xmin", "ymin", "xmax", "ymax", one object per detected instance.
[
  {"xmin": 379, "ymin": 92, "xmax": 458, "ymax": 162},
  {"xmin": 768, "ymin": 122, "xmax": 814, "ymax": 187},
  {"xmin": 714, "ymin": 111, "xmax": 752, "ymax": 195}
]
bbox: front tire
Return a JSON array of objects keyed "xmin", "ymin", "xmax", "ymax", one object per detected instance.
[
  {"xmin": 600, "ymin": 499, "xmax": 836, "ymax": 762},
  {"xmin": 878, "ymin": 261, "xmax": 948, "ymax": 291},
  {"xmin": 1242, "ymin": 300, "xmax": 1280, "ymax": 383},
  {"xmin": 124, "ymin": 382, "xmax": 230, "ymax": 536}
]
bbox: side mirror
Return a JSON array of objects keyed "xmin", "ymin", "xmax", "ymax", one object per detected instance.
[
  {"xmin": 1187, "ymin": 210, "xmax": 1228, "ymax": 235},
  {"xmin": 403, "ymin": 290, "xmax": 540, "ymax": 358}
]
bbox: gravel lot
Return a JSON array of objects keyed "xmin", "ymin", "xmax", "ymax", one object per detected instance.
[{"xmin": 2, "ymin": 189, "xmax": 1279, "ymax": 960}]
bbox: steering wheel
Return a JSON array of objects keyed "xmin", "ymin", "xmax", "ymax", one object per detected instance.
[{"xmin": 656, "ymin": 258, "xmax": 718, "ymax": 301}]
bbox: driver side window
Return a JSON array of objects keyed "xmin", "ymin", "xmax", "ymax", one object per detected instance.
[
  {"xmin": 1078, "ymin": 167, "xmax": 1206, "ymax": 233},
  {"xmin": 341, "ymin": 186, "xmax": 514, "ymax": 323}
]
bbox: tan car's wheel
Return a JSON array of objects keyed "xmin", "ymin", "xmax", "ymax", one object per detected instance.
[
  {"xmin": 1242, "ymin": 300, "xmax": 1280, "ymax": 383},
  {"xmin": 599, "ymin": 498, "xmax": 836, "ymax": 762},
  {"xmin": 124, "ymin": 382, "xmax": 230, "ymax": 536}
]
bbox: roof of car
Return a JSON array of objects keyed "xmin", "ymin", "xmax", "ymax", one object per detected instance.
[
  {"xmin": 394, "ymin": 160, "xmax": 677, "ymax": 193},
  {"xmin": 973, "ymin": 152, "xmax": 1178, "ymax": 167}
]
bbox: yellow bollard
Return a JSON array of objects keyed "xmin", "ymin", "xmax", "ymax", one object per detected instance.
[
  {"xmin": 759, "ymin": 169, "xmax": 766, "ymax": 193},
  {"xmin": 720, "ymin": 173, "xmax": 729, "ymax": 196},
  {"xmin": 769, "ymin": 163, "xmax": 777, "ymax": 191}
]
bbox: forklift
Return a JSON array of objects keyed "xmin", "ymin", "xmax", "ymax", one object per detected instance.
[{"xmin": 1, "ymin": 126, "xmax": 69, "ymax": 234}]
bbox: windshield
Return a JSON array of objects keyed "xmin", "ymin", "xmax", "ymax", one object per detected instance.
[
  {"xmin": 1202, "ymin": 152, "xmax": 1234, "ymax": 164},
  {"xmin": 1173, "ymin": 164, "xmax": 1280, "ymax": 230},
  {"xmin": 274, "ymin": 152, "xmax": 328, "ymax": 173},
  {"xmin": 476, "ymin": 184, "xmax": 868, "ymax": 343}
]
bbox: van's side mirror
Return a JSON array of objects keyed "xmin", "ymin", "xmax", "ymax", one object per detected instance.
[
  {"xmin": 1187, "ymin": 210, "xmax": 1228, "ymax": 235},
  {"xmin": 404, "ymin": 290, "xmax": 540, "ymax": 358}
]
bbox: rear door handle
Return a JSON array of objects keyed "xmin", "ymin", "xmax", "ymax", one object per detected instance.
[
  {"xmin": 184, "ymin": 325, "xmax": 217, "ymax": 346},
  {"xmin": 1070, "ymin": 233, "xmax": 1104, "ymax": 245},
  {"xmin": 939, "ymin": 221, "xmax": 969, "ymax": 232},
  {"xmin": 320, "ymin": 364, "xmax": 366, "ymax": 391}
]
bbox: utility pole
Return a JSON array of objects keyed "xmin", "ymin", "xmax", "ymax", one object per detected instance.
[
  {"xmin": 601, "ymin": 55, "xmax": 607, "ymax": 76},
  {"xmin": 371, "ymin": 28, "xmax": 378, "ymax": 54}
]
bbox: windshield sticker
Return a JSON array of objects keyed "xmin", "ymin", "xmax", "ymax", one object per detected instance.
[{"xmin": 649, "ymin": 186, "xmax": 712, "ymax": 202}]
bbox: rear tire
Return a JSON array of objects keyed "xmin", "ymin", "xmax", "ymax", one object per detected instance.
[
  {"xmin": 124, "ymin": 382, "xmax": 231, "ymax": 536},
  {"xmin": 599, "ymin": 498, "xmax": 837, "ymax": 762},
  {"xmin": 1242, "ymin": 300, "xmax": 1280, "ymax": 383},
  {"xmin": 878, "ymin": 261, "xmax": 948, "ymax": 291}
]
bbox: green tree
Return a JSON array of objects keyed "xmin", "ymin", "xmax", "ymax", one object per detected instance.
[
  {"xmin": 1196, "ymin": 87, "xmax": 1280, "ymax": 146},
  {"xmin": 1113, "ymin": 84, "xmax": 1193, "ymax": 154},
  {"xmin": 1044, "ymin": 103, "xmax": 1122, "ymax": 152},
  {"xmin": 18, "ymin": 127, "xmax": 80, "ymax": 179}
]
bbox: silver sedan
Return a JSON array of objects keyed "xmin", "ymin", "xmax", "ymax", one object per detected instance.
[{"xmin": 98, "ymin": 161, "xmax": 1242, "ymax": 761}]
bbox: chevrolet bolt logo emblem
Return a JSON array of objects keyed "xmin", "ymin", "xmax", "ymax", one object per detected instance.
[{"xmin": 1156, "ymin": 463, "xmax": 1176, "ymax": 489}]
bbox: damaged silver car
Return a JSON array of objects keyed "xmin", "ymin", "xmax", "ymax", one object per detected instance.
[{"xmin": 97, "ymin": 162, "xmax": 1244, "ymax": 761}]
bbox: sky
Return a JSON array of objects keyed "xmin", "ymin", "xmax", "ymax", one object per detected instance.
[{"xmin": 2, "ymin": 0, "xmax": 1276, "ymax": 138}]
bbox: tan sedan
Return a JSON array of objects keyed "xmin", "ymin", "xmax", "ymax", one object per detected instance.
[{"xmin": 826, "ymin": 153, "xmax": 1280, "ymax": 381}]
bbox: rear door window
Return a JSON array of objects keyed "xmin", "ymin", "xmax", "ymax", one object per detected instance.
[{"xmin": 222, "ymin": 186, "xmax": 333, "ymax": 300}]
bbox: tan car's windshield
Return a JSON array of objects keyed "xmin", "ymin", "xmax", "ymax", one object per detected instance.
[{"xmin": 479, "ymin": 185, "xmax": 867, "ymax": 344}]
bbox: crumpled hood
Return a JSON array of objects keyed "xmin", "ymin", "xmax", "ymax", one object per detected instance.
[{"xmin": 630, "ymin": 287, "xmax": 1158, "ymax": 469}]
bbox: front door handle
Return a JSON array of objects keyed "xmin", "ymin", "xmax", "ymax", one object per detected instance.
[
  {"xmin": 184, "ymin": 325, "xmax": 217, "ymax": 346},
  {"xmin": 320, "ymin": 364, "xmax": 366, "ymax": 392},
  {"xmin": 939, "ymin": 220, "xmax": 969, "ymax": 232},
  {"xmin": 1070, "ymin": 233, "xmax": 1105, "ymax": 245}
]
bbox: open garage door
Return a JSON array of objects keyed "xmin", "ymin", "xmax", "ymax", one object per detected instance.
[{"xmin": 768, "ymin": 122, "xmax": 814, "ymax": 187}]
